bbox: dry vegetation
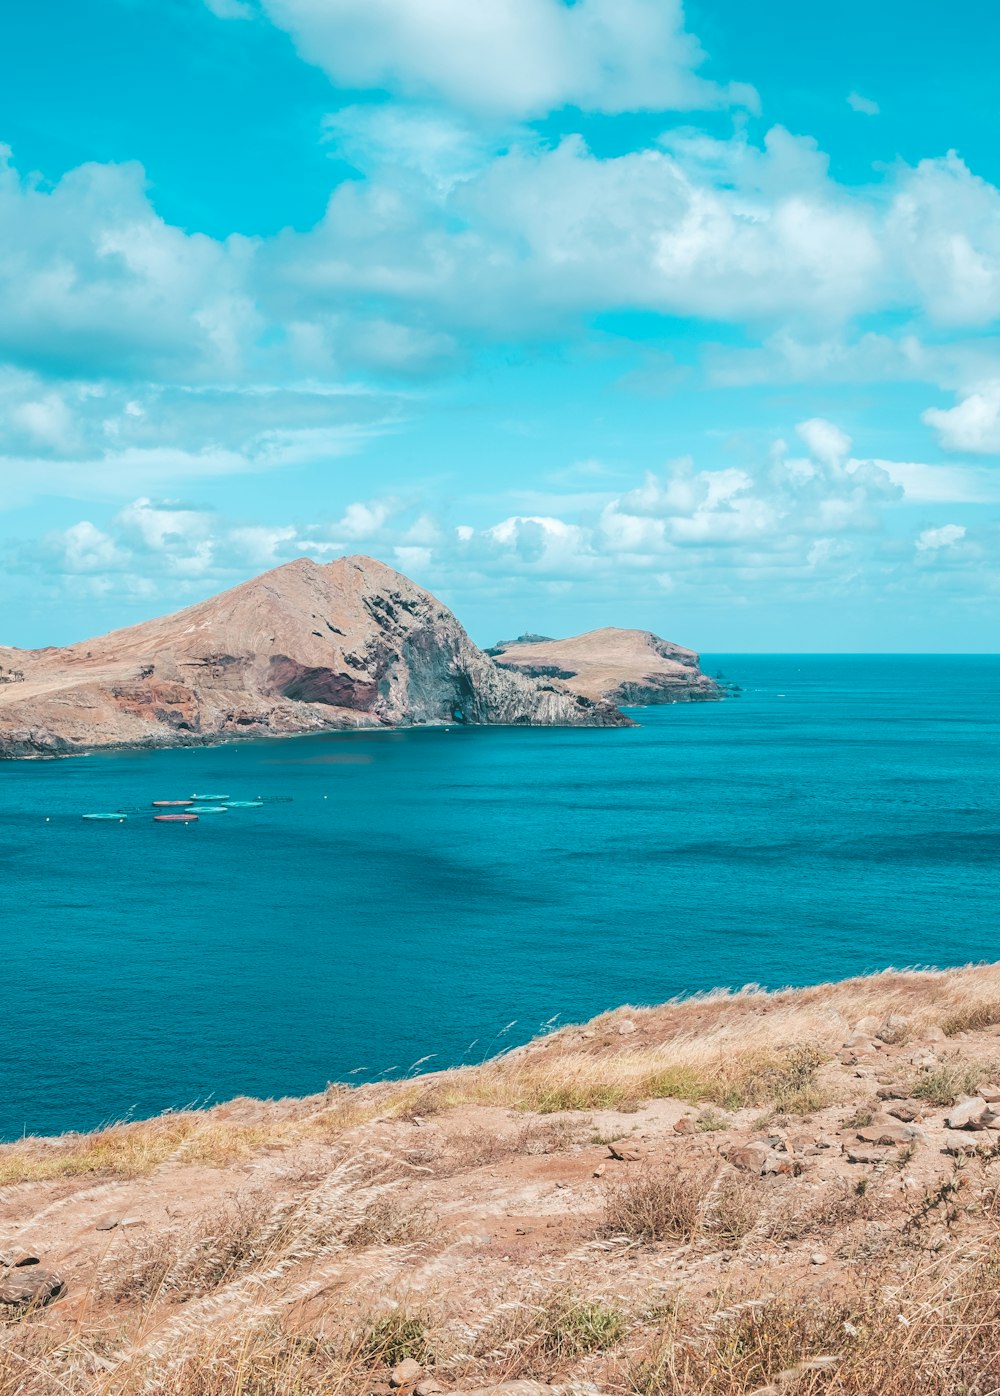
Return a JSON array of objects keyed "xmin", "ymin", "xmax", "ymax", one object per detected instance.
[{"xmin": 5, "ymin": 964, "xmax": 1000, "ymax": 1393}]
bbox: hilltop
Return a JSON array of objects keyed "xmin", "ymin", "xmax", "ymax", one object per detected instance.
[
  {"xmin": 0, "ymin": 556, "xmax": 630, "ymax": 757},
  {"xmin": 5, "ymin": 965, "xmax": 1000, "ymax": 1393},
  {"xmin": 490, "ymin": 628, "xmax": 721, "ymax": 706}
]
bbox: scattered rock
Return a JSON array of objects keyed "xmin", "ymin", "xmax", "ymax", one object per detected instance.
[
  {"xmin": 877, "ymin": 1014, "xmax": 911, "ymax": 1044},
  {"xmin": 845, "ymin": 1145, "xmax": 896, "ymax": 1165},
  {"xmin": 608, "ymin": 1141, "xmax": 644, "ymax": 1161},
  {"xmin": 727, "ymin": 1143, "xmax": 797, "ymax": 1176},
  {"xmin": 390, "ymin": 1358, "xmax": 424, "ymax": 1388},
  {"xmin": 810, "ymin": 1252, "xmax": 828, "ymax": 1266},
  {"xmin": 593, "ymin": 1164, "xmax": 606, "ymax": 1178},
  {"xmin": 910, "ymin": 1050, "xmax": 939, "ymax": 1070},
  {"xmin": 0, "ymin": 1251, "xmax": 39, "ymax": 1268},
  {"xmin": 617, "ymin": 1019, "xmax": 637, "ymax": 1036},
  {"xmin": 946, "ymin": 1098, "xmax": 1000, "ymax": 1131},
  {"xmin": 886, "ymin": 1100, "xmax": 926, "ymax": 1123},
  {"xmin": 456, "ymin": 1385, "xmax": 555, "ymax": 1396},
  {"xmin": 979, "ymin": 1084, "xmax": 1000, "ymax": 1103},
  {"xmin": 855, "ymin": 1118, "xmax": 925, "ymax": 1146},
  {"xmin": 415, "ymin": 1381, "xmax": 444, "ymax": 1396},
  {"xmin": 673, "ymin": 1116, "xmax": 696, "ymax": 1135},
  {"xmin": 0, "ymin": 1268, "xmax": 65, "ymax": 1308},
  {"xmin": 924, "ymin": 1025, "xmax": 947, "ymax": 1043},
  {"xmin": 876, "ymin": 1085, "xmax": 908, "ymax": 1101}
]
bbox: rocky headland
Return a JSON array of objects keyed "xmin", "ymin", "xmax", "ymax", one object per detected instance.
[
  {"xmin": 489, "ymin": 628, "xmax": 722, "ymax": 706},
  {"xmin": 4, "ymin": 965, "xmax": 1000, "ymax": 1394},
  {"xmin": 0, "ymin": 556, "xmax": 635, "ymax": 758}
]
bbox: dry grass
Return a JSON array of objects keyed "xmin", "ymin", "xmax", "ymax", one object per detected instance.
[
  {"xmin": 10, "ymin": 962, "xmax": 1000, "ymax": 1188},
  {"xmin": 11, "ymin": 965, "xmax": 1000, "ymax": 1394},
  {"xmin": 602, "ymin": 1161, "xmax": 716, "ymax": 1243}
]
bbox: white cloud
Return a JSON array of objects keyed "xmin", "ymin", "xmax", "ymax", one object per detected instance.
[
  {"xmin": 258, "ymin": 0, "xmax": 754, "ymax": 119},
  {"xmin": 915, "ymin": 524, "xmax": 966, "ymax": 551},
  {"xmin": 923, "ymin": 382, "xmax": 1000, "ymax": 452},
  {"xmin": 795, "ymin": 417, "xmax": 852, "ymax": 468},
  {"xmin": 847, "ymin": 91, "xmax": 880, "ymax": 116}
]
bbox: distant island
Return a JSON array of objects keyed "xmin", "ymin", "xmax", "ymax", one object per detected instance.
[{"xmin": 0, "ymin": 555, "xmax": 721, "ymax": 758}]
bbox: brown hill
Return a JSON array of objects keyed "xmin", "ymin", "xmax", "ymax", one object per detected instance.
[
  {"xmin": 0, "ymin": 556, "xmax": 628, "ymax": 757},
  {"xmin": 3, "ymin": 965, "xmax": 1000, "ymax": 1394},
  {"xmin": 491, "ymin": 627, "xmax": 721, "ymax": 705}
]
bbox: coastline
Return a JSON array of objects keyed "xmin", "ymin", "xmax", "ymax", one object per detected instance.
[{"xmin": 6, "ymin": 962, "xmax": 1000, "ymax": 1393}]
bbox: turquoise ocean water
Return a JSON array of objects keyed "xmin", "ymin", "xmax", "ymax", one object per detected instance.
[{"xmin": 2, "ymin": 655, "xmax": 998, "ymax": 1140}]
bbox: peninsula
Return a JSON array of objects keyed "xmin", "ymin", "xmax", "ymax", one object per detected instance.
[
  {"xmin": 489, "ymin": 627, "xmax": 721, "ymax": 706},
  {"xmin": 0, "ymin": 556, "xmax": 721, "ymax": 758}
]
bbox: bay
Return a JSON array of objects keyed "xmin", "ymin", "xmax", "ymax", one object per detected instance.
[{"xmin": 2, "ymin": 654, "xmax": 998, "ymax": 1140}]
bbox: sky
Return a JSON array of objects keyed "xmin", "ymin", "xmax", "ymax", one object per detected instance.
[{"xmin": 1, "ymin": 0, "xmax": 999, "ymax": 652}]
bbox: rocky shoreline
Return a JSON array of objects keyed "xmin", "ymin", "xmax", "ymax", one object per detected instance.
[{"xmin": 5, "ymin": 964, "xmax": 1000, "ymax": 1393}]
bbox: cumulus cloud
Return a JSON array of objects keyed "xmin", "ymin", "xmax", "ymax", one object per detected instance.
[
  {"xmin": 923, "ymin": 382, "xmax": 1000, "ymax": 453},
  {"xmin": 255, "ymin": 0, "xmax": 754, "ymax": 119},
  {"xmin": 915, "ymin": 523, "xmax": 966, "ymax": 551},
  {"xmin": 847, "ymin": 91, "xmax": 880, "ymax": 116}
]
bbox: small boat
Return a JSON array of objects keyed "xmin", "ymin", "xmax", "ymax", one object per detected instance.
[
  {"xmin": 225, "ymin": 800, "xmax": 263, "ymax": 809},
  {"xmin": 152, "ymin": 800, "xmax": 193, "ymax": 808},
  {"xmin": 154, "ymin": 813, "xmax": 198, "ymax": 823},
  {"xmin": 187, "ymin": 805, "xmax": 228, "ymax": 813},
  {"xmin": 82, "ymin": 813, "xmax": 127, "ymax": 821},
  {"xmin": 191, "ymin": 793, "xmax": 229, "ymax": 800}
]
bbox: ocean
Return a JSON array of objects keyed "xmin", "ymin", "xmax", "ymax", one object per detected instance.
[{"xmin": 2, "ymin": 654, "xmax": 998, "ymax": 1140}]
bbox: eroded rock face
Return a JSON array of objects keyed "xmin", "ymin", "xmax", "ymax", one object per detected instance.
[
  {"xmin": 490, "ymin": 627, "xmax": 722, "ymax": 705},
  {"xmin": 0, "ymin": 556, "xmax": 630, "ymax": 758}
]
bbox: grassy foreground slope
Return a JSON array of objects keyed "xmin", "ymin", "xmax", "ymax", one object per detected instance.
[{"xmin": 5, "ymin": 965, "xmax": 1000, "ymax": 1394}]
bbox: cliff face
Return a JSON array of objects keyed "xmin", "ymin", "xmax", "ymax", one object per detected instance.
[
  {"xmin": 0, "ymin": 556, "xmax": 629, "ymax": 757},
  {"xmin": 490, "ymin": 626, "xmax": 721, "ymax": 705}
]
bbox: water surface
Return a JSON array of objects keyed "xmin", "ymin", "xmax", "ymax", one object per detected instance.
[{"xmin": 2, "ymin": 655, "xmax": 998, "ymax": 1138}]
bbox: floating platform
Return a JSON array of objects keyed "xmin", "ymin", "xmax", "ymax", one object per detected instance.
[
  {"xmin": 154, "ymin": 813, "xmax": 198, "ymax": 823},
  {"xmin": 187, "ymin": 805, "xmax": 228, "ymax": 813},
  {"xmin": 152, "ymin": 800, "xmax": 193, "ymax": 808},
  {"xmin": 191, "ymin": 793, "xmax": 229, "ymax": 800},
  {"xmin": 82, "ymin": 813, "xmax": 126, "ymax": 821},
  {"xmin": 225, "ymin": 800, "xmax": 263, "ymax": 808}
]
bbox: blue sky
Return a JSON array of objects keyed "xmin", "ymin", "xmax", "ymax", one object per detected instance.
[{"xmin": 1, "ymin": 0, "xmax": 999, "ymax": 651}]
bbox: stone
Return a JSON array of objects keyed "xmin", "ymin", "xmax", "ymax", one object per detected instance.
[
  {"xmin": 728, "ymin": 1142, "xmax": 772, "ymax": 1173},
  {"xmin": 877, "ymin": 1014, "xmax": 911, "ymax": 1044},
  {"xmin": 673, "ymin": 1116, "xmax": 696, "ymax": 1135},
  {"xmin": 924, "ymin": 1025, "xmax": 947, "ymax": 1043},
  {"xmin": 617, "ymin": 1019, "xmax": 637, "ymax": 1036},
  {"xmin": 456, "ymin": 1385, "xmax": 555, "ymax": 1396},
  {"xmin": 0, "ymin": 1251, "xmax": 39, "ymax": 1268},
  {"xmin": 608, "ymin": 1141, "xmax": 644, "ymax": 1161},
  {"xmin": 910, "ymin": 1051, "xmax": 939, "ymax": 1070},
  {"xmin": 390, "ymin": 1359, "xmax": 424, "ymax": 1388},
  {"xmin": 810, "ymin": 1252, "xmax": 828, "ymax": 1266},
  {"xmin": 845, "ymin": 1145, "xmax": 895, "ymax": 1165},
  {"xmin": 946, "ymin": 1097, "xmax": 999, "ymax": 1131},
  {"xmin": 855, "ymin": 1119, "xmax": 924, "ymax": 1146},
  {"xmin": 0, "ymin": 1268, "xmax": 65, "ymax": 1308},
  {"xmin": 592, "ymin": 1163, "xmax": 606, "ymax": 1178},
  {"xmin": 876, "ymin": 1085, "xmax": 907, "ymax": 1100},
  {"xmin": 415, "ymin": 1382, "xmax": 444, "ymax": 1396},
  {"xmin": 979, "ymin": 1084, "xmax": 1000, "ymax": 1103},
  {"xmin": 886, "ymin": 1100, "xmax": 926, "ymax": 1123},
  {"xmin": 728, "ymin": 1143, "xmax": 795, "ymax": 1176}
]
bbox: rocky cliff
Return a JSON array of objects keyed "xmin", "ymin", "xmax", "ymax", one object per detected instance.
[
  {"xmin": 0, "ymin": 556, "xmax": 628, "ymax": 757},
  {"xmin": 489, "ymin": 627, "xmax": 721, "ymax": 705}
]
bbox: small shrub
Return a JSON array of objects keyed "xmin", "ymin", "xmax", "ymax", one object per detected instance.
[
  {"xmin": 909, "ymin": 1057, "xmax": 985, "ymax": 1106},
  {"xmin": 712, "ymin": 1173, "xmax": 763, "ymax": 1246},
  {"xmin": 602, "ymin": 1163, "xmax": 713, "ymax": 1243},
  {"xmin": 942, "ymin": 1001, "xmax": 1000, "ymax": 1037},
  {"xmin": 346, "ymin": 1196, "xmax": 435, "ymax": 1249},
  {"xmin": 357, "ymin": 1312, "xmax": 433, "ymax": 1368},
  {"xmin": 542, "ymin": 1294, "xmax": 629, "ymax": 1358}
]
